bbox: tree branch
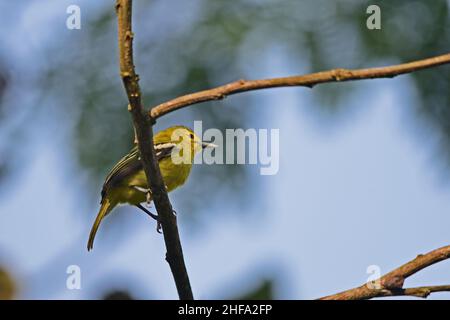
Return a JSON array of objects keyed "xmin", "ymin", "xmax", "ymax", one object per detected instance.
[
  {"xmin": 150, "ymin": 52, "xmax": 450, "ymax": 119},
  {"xmin": 318, "ymin": 245, "xmax": 450, "ymax": 300},
  {"xmin": 115, "ymin": 0, "xmax": 193, "ymax": 300}
]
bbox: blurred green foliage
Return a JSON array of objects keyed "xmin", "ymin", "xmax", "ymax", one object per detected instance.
[
  {"xmin": 102, "ymin": 289, "xmax": 134, "ymax": 300},
  {"xmin": 233, "ymin": 279, "xmax": 274, "ymax": 300},
  {"xmin": 0, "ymin": 267, "xmax": 16, "ymax": 300}
]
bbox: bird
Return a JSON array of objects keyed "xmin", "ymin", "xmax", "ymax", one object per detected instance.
[{"xmin": 87, "ymin": 125, "xmax": 216, "ymax": 251}]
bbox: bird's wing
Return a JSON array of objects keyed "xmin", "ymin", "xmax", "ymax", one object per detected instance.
[{"xmin": 101, "ymin": 143, "xmax": 177, "ymax": 199}]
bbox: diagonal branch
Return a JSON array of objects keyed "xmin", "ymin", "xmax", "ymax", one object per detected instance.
[
  {"xmin": 150, "ymin": 52, "xmax": 450, "ymax": 119},
  {"xmin": 116, "ymin": 0, "xmax": 193, "ymax": 300},
  {"xmin": 318, "ymin": 245, "xmax": 450, "ymax": 300}
]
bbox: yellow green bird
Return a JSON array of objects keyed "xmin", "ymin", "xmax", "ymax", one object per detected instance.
[{"xmin": 87, "ymin": 126, "xmax": 216, "ymax": 251}]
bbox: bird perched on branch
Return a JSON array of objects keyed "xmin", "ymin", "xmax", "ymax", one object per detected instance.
[{"xmin": 87, "ymin": 126, "xmax": 216, "ymax": 251}]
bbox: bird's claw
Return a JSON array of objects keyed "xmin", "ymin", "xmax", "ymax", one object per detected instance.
[
  {"xmin": 156, "ymin": 221, "xmax": 162, "ymax": 234},
  {"xmin": 135, "ymin": 203, "xmax": 162, "ymax": 234},
  {"xmin": 131, "ymin": 186, "xmax": 152, "ymax": 205},
  {"xmin": 146, "ymin": 190, "xmax": 152, "ymax": 205}
]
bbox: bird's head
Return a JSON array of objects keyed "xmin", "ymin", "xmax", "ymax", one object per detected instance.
[{"xmin": 154, "ymin": 126, "xmax": 217, "ymax": 163}]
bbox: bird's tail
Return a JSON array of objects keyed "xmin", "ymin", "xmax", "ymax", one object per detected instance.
[{"xmin": 87, "ymin": 198, "xmax": 113, "ymax": 251}]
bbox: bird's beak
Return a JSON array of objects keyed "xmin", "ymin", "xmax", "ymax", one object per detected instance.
[{"xmin": 201, "ymin": 141, "xmax": 218, "ymax": 149}]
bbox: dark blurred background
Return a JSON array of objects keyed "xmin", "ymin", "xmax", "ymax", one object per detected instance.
[{"xmin": 0, "ymin": 0, "xmax": 449, "ymax": 299}]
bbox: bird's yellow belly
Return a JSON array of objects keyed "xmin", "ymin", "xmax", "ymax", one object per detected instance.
[
  {"xmin": 106, "ymin": 170, "xmax": 146, "ymax": 205},
  {"xmin": 110, "ymin": 160, "xmax": 192, "ymax": 206}
]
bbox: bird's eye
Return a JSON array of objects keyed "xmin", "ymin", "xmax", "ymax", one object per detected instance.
[{"xmin": 190, "ymin": 133, "xmax": 194, "ymax": 139}]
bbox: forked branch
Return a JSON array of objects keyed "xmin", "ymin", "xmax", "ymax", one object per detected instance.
[{"xmin": 319, "ymin": 245, "xmax": 450, "ymax": 300}]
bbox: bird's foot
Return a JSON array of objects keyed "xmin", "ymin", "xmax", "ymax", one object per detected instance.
[
  {"xmin": 146, "ymin": 190, "xmax": 152, "ymax": 205},
  {"xmin": 135, "ymin": 203, "xmax": 157, "ymax": 221},
  {"xmin": 135, "ymin": 204, "xmax": 162, "ymax": 234},
  {"xmin": 131, "ymin": 186, "xmax": 152, "ymax": 205},
  {"xmin": 156, "ymin": 221, "xmax": 162, "ymax": 234}
]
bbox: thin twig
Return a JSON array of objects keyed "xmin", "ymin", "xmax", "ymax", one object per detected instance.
[
  {"xmin": 150, "ymin": 52, "xmax": 450, "ymax": 119},
  {"xmin": 116, "ymin": 0, "xmax": 193, "ymax": 300},
  {"xmin": 318, "ymin": 245, "xmax": 450, "ymax": 300},
  {"xmin": 373, "ymin": 285, "xmax": 450, "ymax": 299}
]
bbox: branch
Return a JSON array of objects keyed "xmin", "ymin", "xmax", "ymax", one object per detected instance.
[
  {"xmin": 115, "ymin": 0, "xmax": 193, "ymax": 300},
  {"xmin": 150, "ymin": 52, "xmax": 450, "ymax": 119},
  {"xmin": 318, "ymin": 245, "xmax": 450, "ymax": 300}
]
